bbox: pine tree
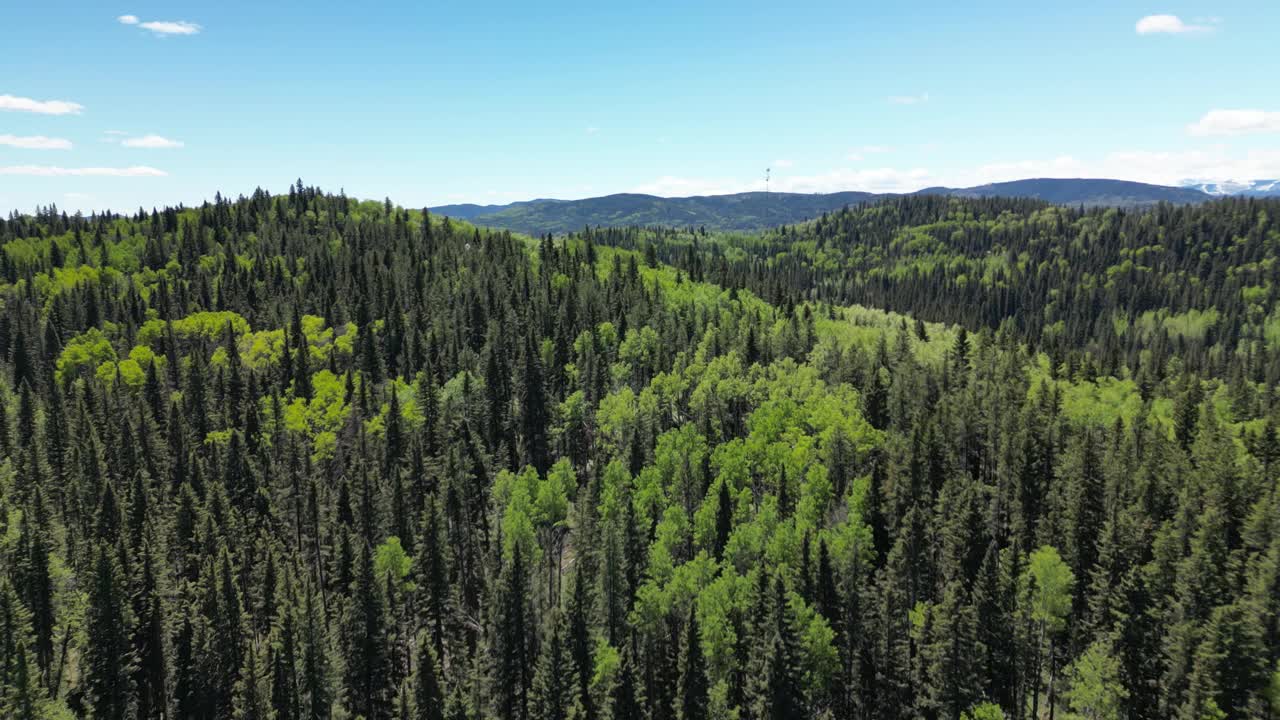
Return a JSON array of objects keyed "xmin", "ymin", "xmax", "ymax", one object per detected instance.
[
  {"xmin": 413, "ymin": 632, "xmax": 445, "ymax": 720},
  {"xmin": 612, "ymin": 641, "xmax": 643, "ymax": 720},
  {"xmin": 17, "ymin": 501, "xmax": 54, "ymax": 683},
  {"xmin": 518, "ymin": 337, "xmax": 551, "ymax": 474},
  {"xmin": 750, "ymin": 577, "xmax": 805, "ymax": 720},
  {"xmin": 565, "ymin": 571, "xmax": 596, "ymax": 720},
  {"xmin": 232, "ymin": 637, "xmax": 273, "ymax": 720},
  {"xmin": 531, "ymin": 612, "xmax": 577, "ymax": 720},
  {"xmin": 494, "ymin": 545, "xmax": 535, "ymax": 720},
  {"xmin": 417, "ymin": 498, "xmax": 448, "ymax": 662},
  {"xmin": 920, "ymin": 581, "xmax": 979, "ymax": 719},
  {"xmin": 713, "ymin": 480, "xmax": 733, "ymax": 561},
  {"xmin": 133, "ymin": 547, "xmax": 169, "ymax": 720},
  {"xmin": 677, "ymin": 608, "xmax": 709, "ymax": 720},
  {"xmin": 5, "ymin": 641, "xmax": 44, "ymax": 720},
  {"xmin": 85, "ymin": 544, "xmax": 135, "ymax": 720},
  {"xmin": 173, "ymin": 613, "xmax": 206, "ymax": 720},
  {"xmin": 345, "ymin": 540, "xmax": 395, "ymax": 720},
  {"xmin": 300, "ymin": 584, "xmax": 333, "ymax": 720}
]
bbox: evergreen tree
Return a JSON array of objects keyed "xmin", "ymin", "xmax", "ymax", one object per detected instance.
[
  {"xmin": 531, "ymin": 612, "xmax": 577, "ymax": 720},
  {"xmin": 494, "ymin": 545, "xmax": 535, "ymax": 720},
  {"xmin": 413, "ymin": 632, "xmax": 446, "ymax": 720},
  {"xmin": 84, "ymin": 544, "xmax": 135, "ymax": 720},
  {"xmin": 677, "ymin": 609, "xmax": 709, "ymax": 720},
  {"xmin": 345, "ymin": 541, "xmax": 395, "ymax": 720},
  {"xmin": 300, "ymin": 585, "xmax": 333, "ymax": 720}
]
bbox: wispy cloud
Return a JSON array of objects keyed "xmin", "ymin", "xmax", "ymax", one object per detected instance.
[
  {"xmin": 1187, "ymin": 109, "xmax": 1280, "ymax": 137},
  {"xmin": 141, "ymin": 20, "xmax": 201, "ymax": 35},
  {"xmin": 121, "ymin": 134, "xmax": 184, "ymax": 149},
  {"xmin": 629, "ymin": 144, "xmax": 1280, "ymax": 199},
  {"xmin": 0, "ymin": 94, "xmax": 84, "ymax": 115},
  {"xmin": 585, "ymin": 126, "xmax": 600, "ymax": 135},
  {"xmin": 0, "ymin": 134, "xmax": 73, "ymax": 150},
  {"xmin": 119, "ymin": 14, "xmax": 201, "ymax": 35},
  {"xmin": 772, "ymin": 159, "xmax": 794, "ymax": 169},
  {"xmin": 958, "ymin": 148, "xmax": 1280, "ymax": 187},
  {"xmin": 888, "ymin": 93, "xmax": 928, "ymax": 105},
  {"xmin": 0, "ymin": 165, "xmax": 167, "ymax": 177},
  {"xmin": 1135, "ymin": 14, "xmax": 1212, "ymax": 34}
]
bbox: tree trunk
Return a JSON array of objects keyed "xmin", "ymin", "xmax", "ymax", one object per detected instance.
[
  {"xmin": 1046, "ymin": 636, "xmax": 1057, "ymax": 720},
  {"xmin": 1031, "ymin": 622, "xmax": 1044, "ymax": 720}
]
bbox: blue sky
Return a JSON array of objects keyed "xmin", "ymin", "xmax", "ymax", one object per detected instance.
[{"xmin": 3, "ymin": 0, "xmax": 1279, "ymax": 214}]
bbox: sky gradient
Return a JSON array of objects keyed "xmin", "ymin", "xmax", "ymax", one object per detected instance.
[{"xmin": 3, "ymin": 0, "xmax": 1279, "ymax": 214}]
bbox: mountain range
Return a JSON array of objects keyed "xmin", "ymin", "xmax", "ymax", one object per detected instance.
[
  {"xmin": 431, "ymin": 178, "xmax": 1271, "ymax": 235},
  {"xmin": 1180, "ymin": 179, "xmax": 1280, "ymax": 197}
]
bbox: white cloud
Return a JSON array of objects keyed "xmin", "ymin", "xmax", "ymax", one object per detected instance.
[
  {"xmin": 888, "ymin": 93, "xmax": 928, "ymax": 105},
  {"xmin": 0, "ymin": 165, "xmax": 167, "ymax": 177},
  {"xmin": 772, "ymin": 159, "xmax": 794, "ymax": 168},
  {"xmin": 1187, "ymin": 109, "xmax": 1280, "ymax": 137},
  {"xmin": 119, "ymin": 15, "xmax": 202, "ymax": 35},
  {"xmin": 585, "ymin": 126, "xmax": 600, "ymax": 135},
  {"xmin": 0, "ymin": 134, "xmax": 73, "ymax": 150},
  {"xmin": 952, "ymin": 148, "xmax": 1280, "ymax": 188},
  {"xmin": 140, "ymin": 20, "xmax": 201, "ymax": 35},
  {"xmin": 1135, "ymin": 14, "xmax": 1210, "ymax": 34},
  {"xmin": 629, "ymin": 145, "xmax": 1280, "ymax": 199},
  {"xmin": 121, "ymin": 134, "xmax": 184, "ymax": 148},
  {"xmin": 0, "ymin": 94, "xmax": 84, "ymax": 115}
]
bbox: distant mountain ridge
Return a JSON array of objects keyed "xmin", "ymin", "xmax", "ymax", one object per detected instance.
[
  {"xmin": 432, "ymin": 191, "xmax": 879, "ymax": 234},
  {"xmin": 1181, "ymin": 179, "xmax": 1280, "ymax": 197},
  {"xmin": 938, "ymin": 178, "xmax": 1211, "ymax": 206},
  {"xmin": 431, "ymin": 178, "xmax": 1216, "ymax": 234}
]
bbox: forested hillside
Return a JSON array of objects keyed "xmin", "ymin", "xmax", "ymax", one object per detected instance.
[
  {"xmin": 430, "ymin": 191, "xmax": 879, "ymax": 235},
  {"xmin": 429, "ymin": 181, "xmax": 1212, "ymax": 235},
  {"xmin": 621, "ymin": 195, "xmax": 1280, "ymax": 384},
  {"xmin": 0, "ymin": 186, "xmax": 1278, "ymax": 720}
]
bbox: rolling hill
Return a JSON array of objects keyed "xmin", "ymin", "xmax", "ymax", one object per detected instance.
[
  {"xmin": 937, "ymin": 178, "xmax": 1213, "ymax": 206},
  {"xmin": 432, "ymin": 190, "xmax": 878, "ymax": 234},
  {"xmin": 431, "ymin": 178, "xmax": 1214, "ymax": 234}
]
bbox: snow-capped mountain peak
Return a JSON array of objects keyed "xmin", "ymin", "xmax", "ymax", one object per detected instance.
[{"xmin": 1181, "ymin": 179, "xmax": 1280, "ymax": 197}]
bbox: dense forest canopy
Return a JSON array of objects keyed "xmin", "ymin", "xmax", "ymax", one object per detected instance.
[
  {"xmin": 616, "ymin": 195, "xmax": 1280, "ymax": 384},
  {"xmin": 0, "ymin": 185, "xmax": 1277, "ymax": 720}
]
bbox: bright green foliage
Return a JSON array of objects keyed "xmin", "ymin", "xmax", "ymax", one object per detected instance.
[
  {"xmin": 55, "ymin": 328, "xmax": 116, "ymax": 382},
  {"xmin": 961, "ymin": 702, "xmax": 1006, "ymax": 720},
  {"xmin": 1063, "ymin": 641, "xmax": 1128, "ymax": 720},
  {"xmin": 1027, "ymin": 545, "xmax": 1074, "ymax": 633},
  {"xmin": 375, "ymin": 536, "xmax": 413, "ymax": 593}
]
